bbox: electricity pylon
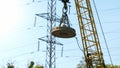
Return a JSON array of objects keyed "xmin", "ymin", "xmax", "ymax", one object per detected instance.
[{"xmin": 35, "ymin": 0, "xmax": 57, "ymax": 68}]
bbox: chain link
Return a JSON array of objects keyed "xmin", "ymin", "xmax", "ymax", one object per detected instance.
[{"xmin": 59, "ymin": 0, "xmax": 70, "ymax": 27}]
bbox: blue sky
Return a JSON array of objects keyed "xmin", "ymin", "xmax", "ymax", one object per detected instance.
[{"xmin": 0, "ymin": 0, "xmax": 120, "ymax": 68}]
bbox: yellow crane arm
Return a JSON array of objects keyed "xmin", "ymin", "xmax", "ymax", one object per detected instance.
[{"xmin": 74, "ymin": 0, "xmax": 105, "ymax": 68}]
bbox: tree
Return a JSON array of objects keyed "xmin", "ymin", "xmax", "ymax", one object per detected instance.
[
  {"xmin": 28, "ymin": 61, "xmax": 44, "ymax": 68},
  {"xmin": 77, "ymin": 64, "xmax": 82, "ymax": 68},
  {"xmin": 28, "ymin": 61, "xmax": 35, "ymax": 68},
  {"xmin": 7, "ymin": 63, "xmax": 14, "ymax": 68},
  {"xmin": 34, "ymin": 65, "xmax": 44, "ymax": 68},
  {"xmin": 77, "ymin": 61, "xmax": 120, "ymax": 68}
]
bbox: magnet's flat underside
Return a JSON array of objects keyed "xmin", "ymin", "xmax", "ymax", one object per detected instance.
[{"xmin": 51, "ymin": 26, "xmax": 76, "ymax": 38}]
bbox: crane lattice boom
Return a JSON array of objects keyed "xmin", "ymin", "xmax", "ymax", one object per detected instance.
[{"xmin": 74, "ymin": 0, "xmax": 105, "ymax": 68}]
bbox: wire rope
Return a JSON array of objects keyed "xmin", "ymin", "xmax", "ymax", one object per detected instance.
[
  {"xmin": 92, "ymin": 0, "xmax": 114, "ymax": 67},
  {"xmin": 75, "ymin": 37, "xmax": 84, "ymax": 53}
]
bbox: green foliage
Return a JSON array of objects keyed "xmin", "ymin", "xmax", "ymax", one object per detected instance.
[
  {"xmin": 6, "ymin": 61, "xmax": 44, "ymax": 68},
  {"xmin": 77, "ymin": 64, "xmax": 82, "ymax": 68},
  {"xmin": 7, "ymin": 63, "xmax": 14, "ymax": 68},
  {"xmin": 77, "ymin": 62, "xmax": 120, "ymax": 68},
  {"xmin": 105, "ymin": 64, "xmax": 111, "ymax": 68},
  {"xmin": 28, "ymin": 61, "xmax": 35, "ymax": 68},
  {"xmin": 28, "ymin": 61, "xmax": 44, "ymax": 68},
  {"xmin": 8, "ymin": 65, "xmax": 14, "ymax": 68},
  {"xmin": 105, "ymin": 64, "xmax": 120, "ymax": 68},
  {"xmin": 34, "ymin": 65, "xmax": 44, "ymax": 68}
]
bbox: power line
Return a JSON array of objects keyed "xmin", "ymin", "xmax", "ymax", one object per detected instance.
[
  {"xmin": 93, "ymin": 0, "xmax": 114, "ymax": 67},
  {"xmin": 0, "ymin": 42, "xmax": 38, "ymax": 53},
  {"xmin": 74, "ymin": 37, "xmax": 83, "ymax": 52},
  {"xmin": 99, "ymin": 7, "xmax": 120, "ymax": 12},
  {"xmin": 103, "ymin": 21, "xmax": 120, "ymax": 24}
]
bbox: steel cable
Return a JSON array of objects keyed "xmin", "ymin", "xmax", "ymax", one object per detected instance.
[{"xmin": 92, "ymin": 0, "xmax": 114, "ymax": 67}]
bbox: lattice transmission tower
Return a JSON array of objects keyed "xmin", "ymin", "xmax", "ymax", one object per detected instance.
[
  {"xmin": 35, "ymin": 0, "xmax": 57, "ymax": 68},
  {"xmin": 45, "ymin": 0, "xmax": 56, "ymax": 68}
]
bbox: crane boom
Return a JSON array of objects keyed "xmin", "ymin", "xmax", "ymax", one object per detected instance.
[{"xmin": 74, "ymin": 0, "xmax": 105, "ymax": 68}]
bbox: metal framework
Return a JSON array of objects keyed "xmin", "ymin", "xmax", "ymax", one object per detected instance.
[
  {"xmin": 74, "ymin": 0, "xmax": 105, "ymax": 68},
  {"xmin": 45, "ymin": 0, "xmax": 56, "ymax": 68},
  {"xmin": 35, "ymin": 0, "xmax": 57, "ymax": 68}
]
